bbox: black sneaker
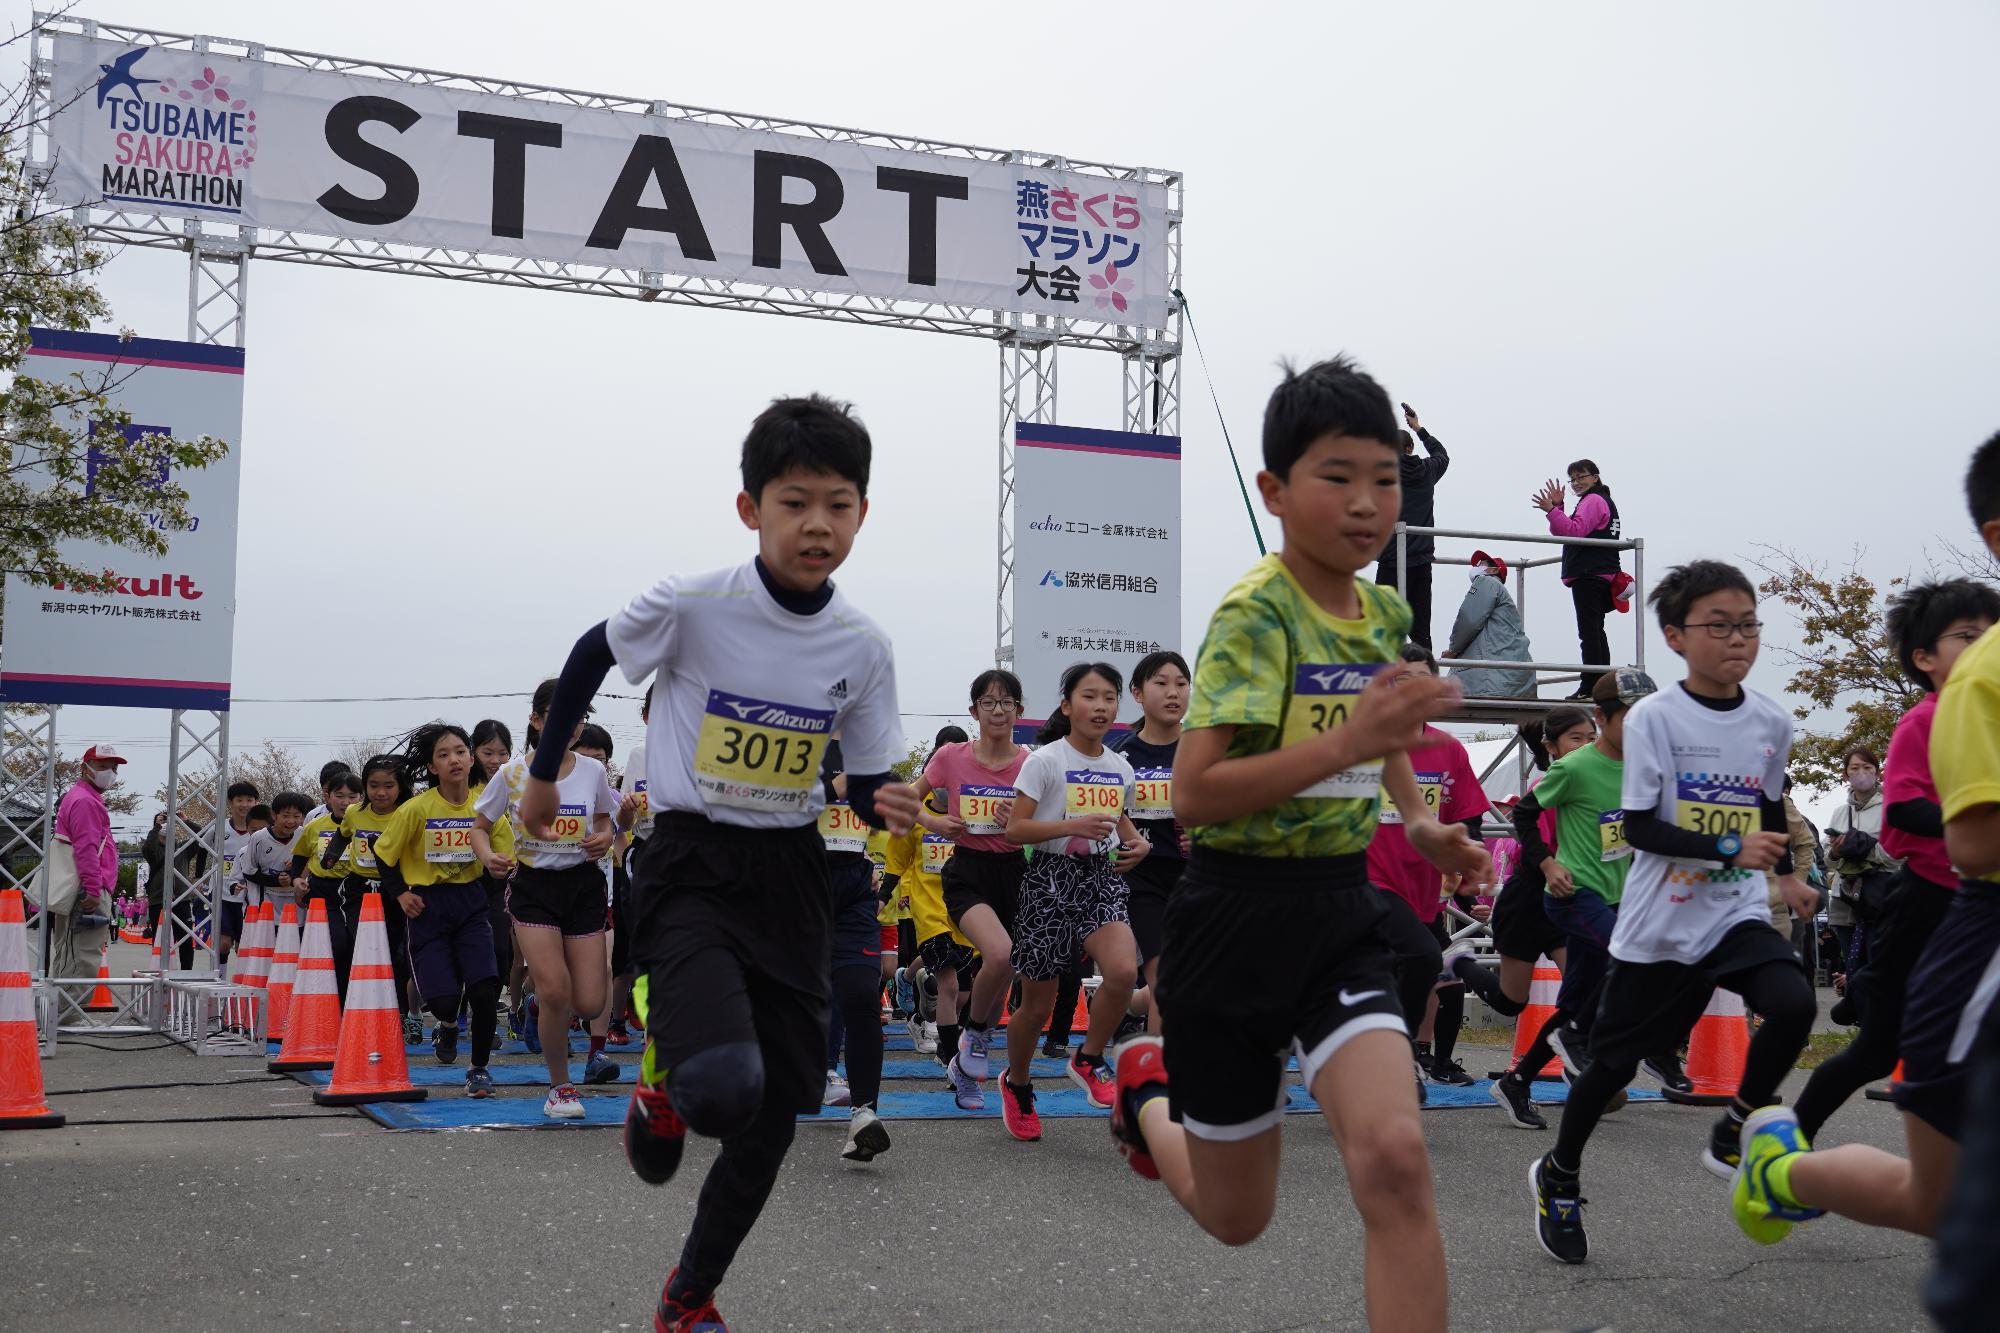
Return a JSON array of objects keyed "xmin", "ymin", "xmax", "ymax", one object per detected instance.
[
  {"xmin": 433, "ymin": 1022, "xmax": 459, "ymax": 1065},
  {"xmin": 1546, "ymin": 1023, "xmax": 1588, "ymax": 1083},
  {"xmin": 1642, "ymin": 1051, "xmax": 1694, "ymax": 1096},
  {"xmin": 1702, "ymin": 1112, "xmax": 1744, "ymax": 1181},
  {"xmin": 1490, "ymin": 1073, "xmax": 1547, "ymax": 1130},
  {"xmin": 1414, "ymin": 1059, "xmax": 1429, "ymax": 1107},
  {"xmin": 1427, "ymin": 1055, "xmax": 1475, "ymax": 1087},
  {"xmin": 1041, "ymin": 1038, "xmax": 1069, "ymax": 1059},
  {"xmin": 1530, "ymin": 1155, "xmax": 1589, "ymax": 1263},
  {"xmin": 1413, "ymin": 1040, "xmax": 1435, "ymax": 1077},
  {"xmin": 623, "ymin": 1078, "xmax": 688, "ymax": 1186}
]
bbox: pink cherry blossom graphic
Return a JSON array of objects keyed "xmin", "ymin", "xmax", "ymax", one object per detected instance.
[{"xmin": 1088, "ymin": 263, "xmax": 1132, "ymax": 315}]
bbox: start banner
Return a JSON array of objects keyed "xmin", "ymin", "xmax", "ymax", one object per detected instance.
[
  {"xmin": 46, "ymin": 32, "xmax": 1171, "ymax": 329},
  {"xmin": 1, "ymin": 329, "xmax": 243, "ymax": 711},
  {"xmin": 1012, "ymin": 424, "xmax": 1180, "ymax": 726}
]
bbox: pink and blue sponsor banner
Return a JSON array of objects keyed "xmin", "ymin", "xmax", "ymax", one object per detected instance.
[{"xmin": 2, "ymin": 328, "xmax": 243, "ymax": 711}]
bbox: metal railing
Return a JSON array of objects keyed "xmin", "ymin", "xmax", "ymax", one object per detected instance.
[{"xmin": 1392, "ymin": 523, "xmax": 1646, "ymax": 687}]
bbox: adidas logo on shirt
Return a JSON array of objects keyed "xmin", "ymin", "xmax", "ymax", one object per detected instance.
[{"xmin": 826, "ymin": 678, "xmax": 849, "ymax": 702}]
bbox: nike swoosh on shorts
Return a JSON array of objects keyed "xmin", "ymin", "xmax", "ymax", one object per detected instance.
[{"xmin": 1339, "ymin": 988, "xmax": 1386, "ymax": 1005}]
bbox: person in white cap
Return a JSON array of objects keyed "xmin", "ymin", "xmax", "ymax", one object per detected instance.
[{"xmin": 46, "ymin": 745, "xmax": 126, "ymax": 993}]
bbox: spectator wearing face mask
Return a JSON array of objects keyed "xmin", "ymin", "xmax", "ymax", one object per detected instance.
[
  {"xmin": 1825, "ymin": 746, "xmax": 1903, "ymax": 1007},
  {"xmin": 44, "ymin": 745, "xmax": 126, "ymax": 993},
  {"xmin": 1441, "ymin": 550, "xmax": 1536, "ymax": 698}
]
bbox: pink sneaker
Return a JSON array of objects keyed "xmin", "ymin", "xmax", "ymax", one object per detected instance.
[
  {"xmin": 1068, "ymin": 1051, "xmax": 1116, "ymax": 1110},
  {"xmin": 1110, "ymin": 1036, "xmax": 1166, "ymax": 1180},
  {"xmin": 1002, "ymin": 1080, "xmax": 1042, "ymax": 1141}
]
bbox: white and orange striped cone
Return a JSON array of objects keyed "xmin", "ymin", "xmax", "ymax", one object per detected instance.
[
  {"xmin": 243, "ymin": 902, "xmax": 274, "ymax": 997},
  {"xmin": 1505, "ymin": 955, "xmax": 1566, "ymax": 1079},
  {"xmin": 1865, "ymin": 1059, "xmax": 1906, "ymax": 1103},
  {"xmin": 0, "ymin": 889, "xmax": 63, "ymax": 1129},
  {"xmin": 1661, "ymin": 986, "xmax": 1749, "ymax": 1106},
  {"xmin": 84, "ymin": 938, "xmax": 117, "ymax": 1011},
  {"xmin": 265, "ymin": 904, "xmax": 301, "ymax": 1045},
  {"xmin": 313, "ymin": 892, "xmax": 425, "ymax": 1106},
  {"xmin": 270, "ymin": 898, "xmax": 341, "ymax": 1073}
]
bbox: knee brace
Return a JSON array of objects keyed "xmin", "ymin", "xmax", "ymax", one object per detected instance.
[{"xmin": 669, "ymin": 1040, "xmax": 765, "ymax": 1137}]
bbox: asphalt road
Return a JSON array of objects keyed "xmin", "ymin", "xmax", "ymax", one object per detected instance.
[{"xmin": 2, "ymin": 1026, "xmax": 1933, "ymax": 1333}]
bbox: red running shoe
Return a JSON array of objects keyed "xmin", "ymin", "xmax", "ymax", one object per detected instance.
[
  {"xmin": 655, "ymin": 1268, "xmax": 727, "ymax": 1332},
  {"xmin": 1002, "ymin": 1079, "xmax": 1042, "ymax": 1141},
  {"xmin": 1068, "ymin": 1051, "xmax": 1117, "ymax": 1109},
  {"xmin": 1110, "ymin": 1035, "xmax": 1166, "ymax": 1180},
  {"xmin": 624, "ymin": 1078, "xmax": 687, "ymax": 1186}
]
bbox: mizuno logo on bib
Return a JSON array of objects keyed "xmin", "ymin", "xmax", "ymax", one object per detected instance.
[
  {"xmin": 1281, "ymin": 662, "xmax": 1385, "ymax": 798},
  {"xmin": 694, "ymin": 689, "xmax": 833, "ymax": 813}
]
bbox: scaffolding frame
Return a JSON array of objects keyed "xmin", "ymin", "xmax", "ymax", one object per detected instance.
[{"xmin": 29, "ymin": 10, "xmax": 1185, "ymax": 678}]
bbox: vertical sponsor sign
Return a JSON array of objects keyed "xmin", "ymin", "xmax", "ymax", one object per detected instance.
[
  {"xmin": 1, "ymin": 329, "xmax": 243, "ymax": 709},
  {"xmin": 1012, "ymin": 424, "xmax": 1180, "ymax": 728}
]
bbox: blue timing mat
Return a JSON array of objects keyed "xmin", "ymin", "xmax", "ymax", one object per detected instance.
[{"xmin": 333, "ymin": 1077, "xmax": 1659, "ymax": 1131}]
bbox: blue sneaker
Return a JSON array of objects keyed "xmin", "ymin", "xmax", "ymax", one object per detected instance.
[
  {"xmin": 894, "ymin": 967, "xmax": 917, "ymax": 1018},
  {"xmin": 947, "ymin": 1053, "xmax": 985, "ymax": 1111},
  {"xmin": 464, "ymin": 1066, "xmax": 495, "ymax": 1099},
  {"xmin": 584, "ymin": 1049, "xmax": 621, "ymax": 1085},
  {"xmin": 522, "ymin": 997, "xmax": 542, "ymax": 1055},
  {"xmin": 433, "ymin": 1022, "xmax": 459, "ymax": 1065},
  {"xmin": 1732, "ymin": 1105, "xmax": 1825, "ymax": 1244},
  {"xmin": 957, "ymin": 1025, "xmax": 992, "ymax": 1082}
]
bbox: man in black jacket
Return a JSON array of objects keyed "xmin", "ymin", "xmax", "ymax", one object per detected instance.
[{"xmin": 1375, "ymin": 402, "xmax": 1450, "ymax": 647}]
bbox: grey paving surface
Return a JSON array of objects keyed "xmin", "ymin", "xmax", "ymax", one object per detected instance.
[{"xmin": 1, "ymin": 1021, "xmax": 1932, "ymax": 1333}]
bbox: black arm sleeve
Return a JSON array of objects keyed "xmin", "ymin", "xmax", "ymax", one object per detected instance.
[
  {"xmin": 1623, "ymin": 805, "xmax": 1729, "ymax": 863},
  {"xmin": 1762, "ymin": 796, "xmax": 1796, "ymax": 877},
  {"xmin": 319, "ymin": 830, "xmax": 351, "ymax": 870},
  {"xmin": 1888, "ymin": 798, "xmax": 1945, "ymax": 839},
  {"xmin": 1513, "ymin": 791, "xmax": 1553, "ymax": 866},
  {"xmin": 288, "ymin": 854, "xmax": 311, "ymax": 881},
  {"xmin": 820, "ymin": 739, "xmax": 845, "ymax": 808},
  {"xmin": 1461, "ymin": 816, "xmax": 1484, "ymax": 842},
  {"xmin": 531, "ymin": 621, "xmax": 617, "ymax": 782},
  {"xmin": 377, "ymin": 862, "xmax": 407, "ymax": 897},
  {"xmin": 847, "ymin": 772, "xmax": 899, "ymax": 831}
]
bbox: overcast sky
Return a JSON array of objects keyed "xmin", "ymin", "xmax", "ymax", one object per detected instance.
[{"xmin": 18, "ymin": 0, "xmax": 1994, "ymax": 838}]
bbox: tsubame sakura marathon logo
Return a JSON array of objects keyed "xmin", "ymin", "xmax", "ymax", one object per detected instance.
[{"xmin": 94, "ymin": 48, "xmax": 254, "ymax": 214}]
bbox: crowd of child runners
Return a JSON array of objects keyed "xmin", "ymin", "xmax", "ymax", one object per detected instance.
[{"xmin": 190, "ymin": 372, "xmax": 2000, "ymax": 1333}]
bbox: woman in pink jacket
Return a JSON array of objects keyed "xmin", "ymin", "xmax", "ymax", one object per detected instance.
[
  {"xmin": 48, "ymin": 744, "xmax": 126, "ymax": 985},
  {"xmin": 1533, "ymin": 459, "xmax": 1624, "ymax": 700}
]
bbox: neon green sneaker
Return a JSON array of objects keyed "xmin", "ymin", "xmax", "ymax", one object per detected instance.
[{"xmin": 1731, "ymin": 1105, "xmax": 1824, "ymax": 1243}]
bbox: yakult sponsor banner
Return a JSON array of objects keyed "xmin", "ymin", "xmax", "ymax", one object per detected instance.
[
  {"xmin": 47, "ymin": 34, "xmax": 1171, "ymax": 328},
  {"xmin": 1012, "ymin": 424, "xmax": 1180, "ymax": 725},
  {"xmin": 1, "ymin": 329, "xmax": 243, "ymax": 711}
]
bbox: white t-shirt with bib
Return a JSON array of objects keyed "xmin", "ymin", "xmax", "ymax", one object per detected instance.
[
  {"xmin": 1013, "ymin": 736, "xmax": 1135, "ymax": 857},
  {"xmin": 606, "ymin": 561, "xmax": 903, "ymax": 830},
  {"xmin": 1610, "ymin": 685, "xmax": 1792, "ymax": 966},
  {"xmin": 477, "ymin": 754, "xmax": 621, "ymax": 871}
]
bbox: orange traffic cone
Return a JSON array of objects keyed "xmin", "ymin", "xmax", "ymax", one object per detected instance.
[
  {"xmin": 1071, "ymin": 986, "xmax": 1091, "ymax": 1033},
  {"xmin": 0, "ymin": 889, "xmax": 63, "ymax": 1129},
  {"xmin": 1505, "ymin": 955, "xmax": 1566, "ymax": 1079},
  {"xmin": 244, "ymin": 902, "xmax": 275, "ymax": 997},
  {"xmin": 270, "ymin": 899, "xmax": 341, "ymax": 1073},
  {"xmin": 265, "ymin": 904, "xmax": 301, "ymax": 1044},
  {"xmin": 85, "ymin": 939, "xmax": 117, "ymax": 1011},
  {"xmin": 313, "ymin": 892, "xmax": 425, "ymax": 1106},
  {"xmin": 1865, "ymin": 1059, "xmax": 1906, "ymax": 1103},
  {"xmin": 1662, "ymin": 986, "xmax": 1749, "ymax": 1106}
]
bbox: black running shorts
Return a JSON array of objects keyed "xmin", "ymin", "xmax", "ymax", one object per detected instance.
[
  {"xmin": 1491, "ymin": 866, "xmax": 1566, "ymax": 963},
  {"xmin": 1158, "ymin": 848, "xmax": 1405, "ymax": 1141},
  {"xmin": 1896, "ymin": 882, "xmax": 2000, "ymax": 1141},
  {"xmin": 941, "ymin": 846, "xmax": 1026, "ymax": 935},
  {"xmin": 506, "ymin": 860, "xmax": 608, "ymax": 938},
  {"xmin": 629, "ymin": 813, "xmax": 831, "ymax": 1116},
  {"xmin": 1122, "ymin": 853, "xmax": 1184, "ymax": 965},
  {"xmin": 1585, "ymin": 921, "xmax": 1802, "ymax": 1071}
]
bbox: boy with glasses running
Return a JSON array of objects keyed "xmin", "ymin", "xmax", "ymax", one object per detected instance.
[{"xmin": 1530, "ymin": 560, "xmax": 1819, "ymax": 1264}]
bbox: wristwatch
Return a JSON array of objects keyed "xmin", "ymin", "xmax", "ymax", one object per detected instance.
[{"xmin": 1716, "ymin": 832, "xmax": 1743, "ymax": 861}]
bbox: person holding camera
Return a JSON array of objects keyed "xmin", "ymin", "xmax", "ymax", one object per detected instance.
[
  {"xmin": 1375, "ymin": 401, "xmax": 1450, "ymax": 649},
  {"xmin": 1825, "ymin": 746, "xmax": 1902, "ymax": 999}
]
